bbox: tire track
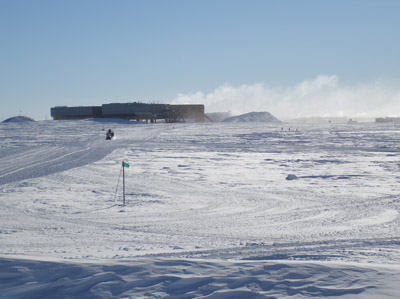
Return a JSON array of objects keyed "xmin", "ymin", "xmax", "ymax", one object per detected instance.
[{"xmin": 0, "ymin": 141, "xmax": 118, "ymax": 186}]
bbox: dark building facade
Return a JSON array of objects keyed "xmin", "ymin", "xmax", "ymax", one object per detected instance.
[
  {"xmin": 50, "ymin": 106, "xmax": 102, "ymax": 120},
  {"xmin": 51, "ymin": 103, "xmax": 204, "ymax": 123}
]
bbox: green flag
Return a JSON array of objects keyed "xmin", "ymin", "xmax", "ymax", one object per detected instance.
[{"xmin": 122, "ymin": 161, "xmax": 130, "ymax": 168}]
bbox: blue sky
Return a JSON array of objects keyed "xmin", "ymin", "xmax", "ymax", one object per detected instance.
[{"xmin": 1, "ymin": 0, "xmax": 399, "ymax": 120}]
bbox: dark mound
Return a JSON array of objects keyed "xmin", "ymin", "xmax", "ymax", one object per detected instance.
[
  {"xmin": 2, "ymin": 116, "xmax": 36, "ymax": 123},
  {"xmin": 223, "ymin": 111, "xmax": 281, "ymax": 123}
]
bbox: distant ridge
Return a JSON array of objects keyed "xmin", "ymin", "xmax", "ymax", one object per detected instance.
[
  {"xmin": 223, "ymin": 111, "xmax": 281, "ymax": 123},
  {"xmin": 2, "ymin": 116, "xmax": 36, "ymax": 123}
]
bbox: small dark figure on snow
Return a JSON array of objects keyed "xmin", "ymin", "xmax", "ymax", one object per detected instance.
[{"xmin": 106, "ymin": 129, "xmax": 114, "ymax": 140}]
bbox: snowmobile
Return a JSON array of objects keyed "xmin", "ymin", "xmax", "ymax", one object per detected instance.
[{"xmin": 106, "ymin": 130, "xmax": 114, "ymax": 140}]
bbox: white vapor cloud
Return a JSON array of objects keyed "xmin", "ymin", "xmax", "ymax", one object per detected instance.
[{"xmin": 172, "ymin": 75, "xmax": 400, "ymax": 120}]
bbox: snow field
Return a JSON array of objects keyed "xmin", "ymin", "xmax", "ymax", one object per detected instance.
[{"xmin": 0, "ymin": 120, "xmax": 399, "ymax": 297}]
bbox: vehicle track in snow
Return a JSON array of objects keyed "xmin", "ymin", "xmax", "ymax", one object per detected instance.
[
  {"xmin": 1, "ymin": 120, "xmax": 400, "ymax": 265},
  {"xmin": 0, "ymin": 142, "xmax": 120, "ymax": 186},
  {"xmin": 0, "ymin": 120, "xmax": 128, "ymax": 186}
]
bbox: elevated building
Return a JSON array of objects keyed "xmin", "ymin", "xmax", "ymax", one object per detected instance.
[
  {"xmin": 102, "ymin": 103, "xmax": 154, "ymax": 121},
  {"xmin": 51, "ymin": 103, "xmax": 204, "ymax": 123},
  {"xmin": 50, "ymin": 106, "xmax": 102, "ymax": 120},
  {"xmin": 375, "ymin": 117, "xmax": 400, "ymax": 123}
]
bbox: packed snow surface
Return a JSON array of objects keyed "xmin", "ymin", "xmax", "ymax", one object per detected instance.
[{"xmin": 0, "ymin": 120, "xmax": 399, "ymax": 298}]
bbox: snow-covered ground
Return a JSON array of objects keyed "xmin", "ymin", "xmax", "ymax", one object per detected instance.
[{"xmin": 1, "ymin": 119, "xmax": 399, "ymax": 298}]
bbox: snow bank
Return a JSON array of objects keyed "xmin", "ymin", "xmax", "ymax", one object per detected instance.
[{"xmin": 1, "ymin": 257, "xmax": 399, "ymax": 298}]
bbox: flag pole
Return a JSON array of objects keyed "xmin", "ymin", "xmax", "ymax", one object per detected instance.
[
  {"xmin": 122, "ymin": 161, "xmax": 125, "ymax": 205},
  {"xmin": 121, "ymin": 161, "xmax": 129, "ymax": 205},
  {"xmin": 113, "ymin": 165, "xmax": 123, "ymax": 202}
]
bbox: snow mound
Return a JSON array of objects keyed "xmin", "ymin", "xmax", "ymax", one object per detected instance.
[
  {"xmin": 286, "ymin": 174, "xmax": 298, "ymax": 180},
  {"xmin": 1, "ymin": 257, "xmax": 399, "ymax": 299},
  {"xmin": 2, "ymin": 116, "xmax": 35, "ymax": 123},
  {"xmin": 223, "ymin": 111, "xmax": 281, "ymax": 123},
  {"xmin": 206, "ymin": 111, "xmax": 234, "ymax": 122}
]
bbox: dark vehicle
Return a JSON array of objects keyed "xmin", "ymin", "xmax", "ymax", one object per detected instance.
[{"xmin": 106, "ymin": 129, "xmax": 114, "ymax": 140}]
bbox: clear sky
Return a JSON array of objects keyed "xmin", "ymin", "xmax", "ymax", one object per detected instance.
[{"xmin": 1, "ymin": 0, "xmax": 399, "ymax": 121}]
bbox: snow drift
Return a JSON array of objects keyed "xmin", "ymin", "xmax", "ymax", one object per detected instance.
[{"xmin": 1, "ymin": 257, "xmax": 399, "ymax": 298}]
